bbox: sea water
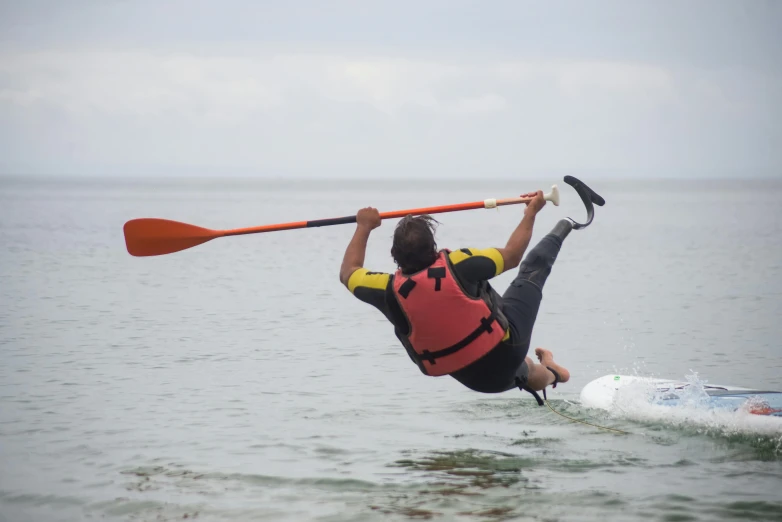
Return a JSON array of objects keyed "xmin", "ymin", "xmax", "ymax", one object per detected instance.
[{"xmin": 1, "ymin": 175, "xmax": 781, "ymax": 522}]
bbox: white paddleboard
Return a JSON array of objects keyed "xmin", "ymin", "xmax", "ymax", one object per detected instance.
[{"xmin": 580, "ymin": 374, "xmax": 782, "ymax": 417}]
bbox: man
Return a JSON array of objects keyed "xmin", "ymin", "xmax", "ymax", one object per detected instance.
[{"xmin": 338, "ymin": 177, "xmax": 604, "ymax": 405}]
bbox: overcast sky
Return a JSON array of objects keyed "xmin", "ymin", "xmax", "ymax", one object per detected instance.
[{"xmin": 1, "ymin": 0, "xmax": 780, "ymax": 179}]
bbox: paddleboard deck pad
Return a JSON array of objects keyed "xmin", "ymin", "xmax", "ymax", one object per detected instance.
[{"xmin": 580, "ymin": 374, "xmax": 782, "ymax": 417}]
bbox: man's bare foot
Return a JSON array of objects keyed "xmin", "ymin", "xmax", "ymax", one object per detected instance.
[{"xmin": 534, "ymin": 347, "xmax": 571, "ymax": 384}]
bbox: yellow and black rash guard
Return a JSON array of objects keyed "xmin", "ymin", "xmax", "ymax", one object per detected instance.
[{"xmin": 347, "ymin": 248, "xmax": 507, "ymax": 339}]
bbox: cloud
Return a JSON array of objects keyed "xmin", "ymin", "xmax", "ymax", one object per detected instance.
[
  {"xmin": 553, "ymin": 61, "xmax": 674, "ymax": 100},
  {"xmin": 0, "ymin": 48, "xmax": 779, "ymax": 177},
  {"xmin": 0, "ymin": 50, "xmax": 676, "ymax": 119}
]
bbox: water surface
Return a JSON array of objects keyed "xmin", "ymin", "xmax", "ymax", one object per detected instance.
[{"xmin": 1, "ymin": 176, "xmax": 781, "ymax": 522}]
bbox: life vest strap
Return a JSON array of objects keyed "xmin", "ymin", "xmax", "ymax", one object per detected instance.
[
  {"xmin": 417, "ymin": 311, "xmax": 498, "ymax": 365},
  {"xmin": 427, "ymin": 267, "xmax": 446, "ymax": 291},
  {"xmin": 397, "ymin": 278, "xmax": 417, "ymax": 298}
]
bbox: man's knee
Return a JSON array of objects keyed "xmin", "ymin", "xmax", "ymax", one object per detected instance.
[
  {"xmin": 515, "ymin": 237, "xmax": 560, "ymax": 289},
  {"xmin": 514, "ymin": 219, "xmax": 573, "ymax": 289}
]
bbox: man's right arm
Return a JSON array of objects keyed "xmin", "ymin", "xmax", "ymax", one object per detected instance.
[{"xmin": 495, "ymin": 190, "xmax": 546, "ymax": 273}]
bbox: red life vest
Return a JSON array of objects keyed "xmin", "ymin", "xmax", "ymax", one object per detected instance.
[{"xmin": 391, "ymin": 250, "xmax": 507, "ymax": 376}]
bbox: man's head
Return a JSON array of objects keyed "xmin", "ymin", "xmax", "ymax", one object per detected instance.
[{"xmin": 391, "ymin": 214, "xmax": 440, "ymax": 274}]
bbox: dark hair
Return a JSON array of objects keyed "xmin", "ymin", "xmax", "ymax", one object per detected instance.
[{"xmin": 391, "ymin": 214, "xmax": 440, "ymax": 274}]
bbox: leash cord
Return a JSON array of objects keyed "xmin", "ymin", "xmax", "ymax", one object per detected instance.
[{"xmin": 543, "ymin": 399, "xmax": 633, "ymax": 435}]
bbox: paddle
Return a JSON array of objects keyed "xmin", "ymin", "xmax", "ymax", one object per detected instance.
[{"xmin": 123, "ymin": 184, "xmax": 560, "ymax": 257}]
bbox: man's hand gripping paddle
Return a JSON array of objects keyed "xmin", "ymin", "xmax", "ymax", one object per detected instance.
[{"xmin": 123, "ymin": 185, "xmax": 561, "ymax": 257}]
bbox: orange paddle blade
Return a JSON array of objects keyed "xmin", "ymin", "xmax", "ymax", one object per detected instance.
[{"xmin": 123, "ymin": 218, "xmax": 221, "ymax": 257}]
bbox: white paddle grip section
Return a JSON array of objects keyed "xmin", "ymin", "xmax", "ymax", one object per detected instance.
[
  {"xmin": 483, "ymin": 198, "xmax": 498, "ymax": 209},
  {"xmin": 545, "ymin": 184, "xmax": 560, "ymax": 206}
]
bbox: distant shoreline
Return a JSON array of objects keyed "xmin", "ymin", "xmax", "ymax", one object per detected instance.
[{"xmin": 1, "ymin": 172, "xmax": 779, "ymax": 187}]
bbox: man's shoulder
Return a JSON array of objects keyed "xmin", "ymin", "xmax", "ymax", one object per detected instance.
[
  {"xmin": 447, "ymin": 248, "xmax": 504, "ymax": 274},
  {"xmin": 347, "ymin": 268, "xmax": 392, "ymax": 294}
]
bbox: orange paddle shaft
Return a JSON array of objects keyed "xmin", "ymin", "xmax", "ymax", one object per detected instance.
[{"xmin": 123, "ymin": 185, "xmax": 560, "ymax": 257}]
